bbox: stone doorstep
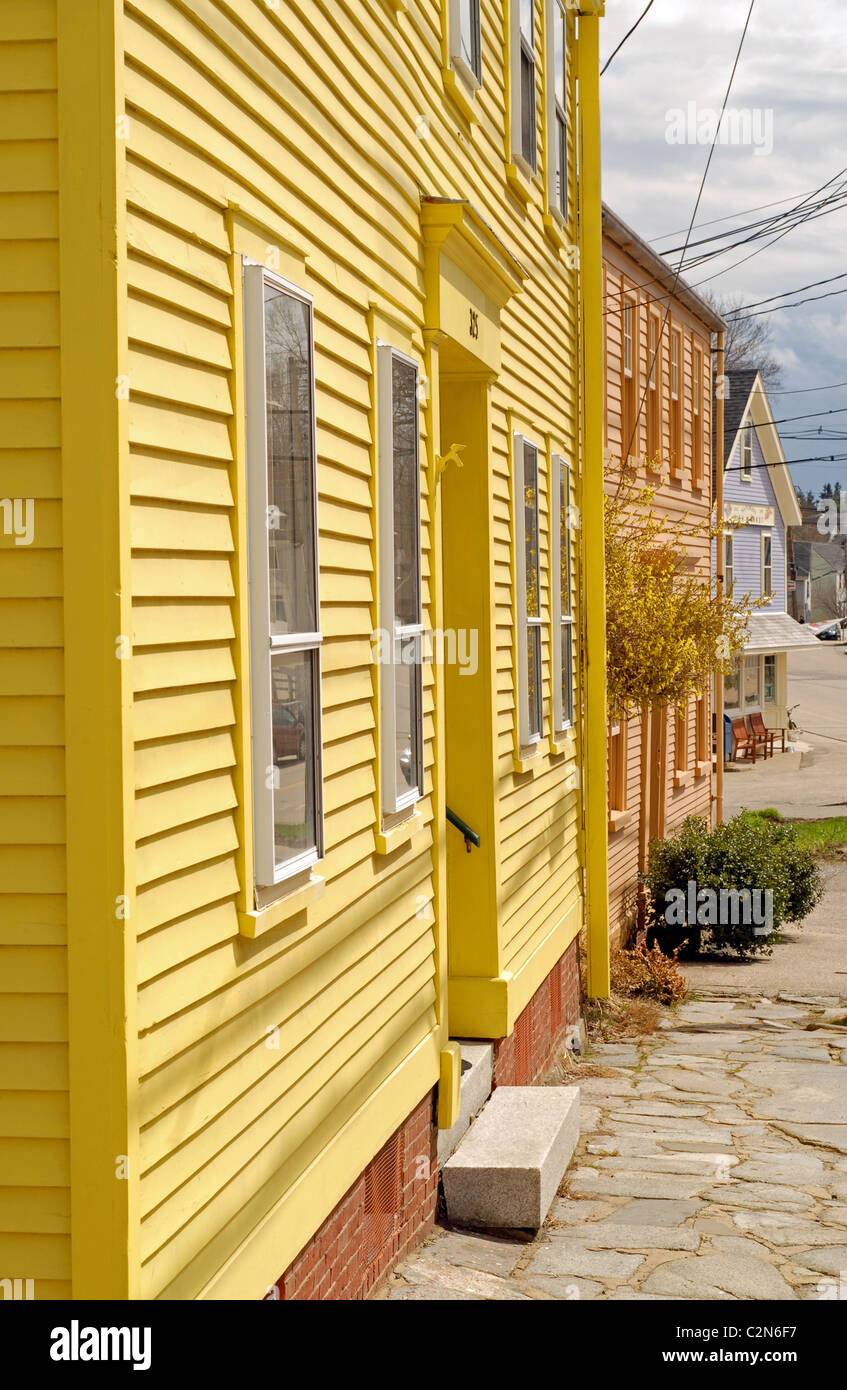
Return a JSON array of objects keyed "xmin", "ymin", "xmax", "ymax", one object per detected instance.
[
  {"xmin": 436, "ymin": 1040, "xmax": 494, "ymax": 1166},
  {"xmin": 442, "ymin": 1085, "xmax": 580, "ymax": 1231}
]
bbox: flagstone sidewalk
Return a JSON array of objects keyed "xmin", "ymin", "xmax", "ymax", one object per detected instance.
[{"xmin": 384, "ymin": 994, "xmax": 847, "ymax": 1301}]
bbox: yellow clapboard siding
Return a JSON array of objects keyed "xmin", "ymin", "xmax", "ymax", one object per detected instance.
[
  {"xmin": 0, "ymin": 346, "xmax": 59, "ymax": 400},
  {"xmin": 135, "ymin": 812, "xmax": 238, "ymax": 887},
  {"xmin": 126, "ymin": 158, "xmax": 229, "ymax": 255},
  {"xmin": 0, "ymin": 140, "xmax": 57, "ymax": 193},
  {"xmin": 0, "ymin": 798, "xmax": 64, "ymax": 845},
  {"xmin": 132, "ymin": 599, "xmax": 234, "ymax": 647},
  {"xmin": 130, "ymin": 450, "xmax": 233, "ymax": 507},
  {"xmin": 0, "ymin": 993, "xmax": 66, "ymax": 1043},
  {"xmin": 0, "ymin": 448, "xmax": 61, "ymax": 498},
  {"xmin": 0, "ymin": 397, "xmax": 60, "ymax": 449},
  {"xmin": 129, "ymin": 345, "xmax": 232, "ymax": 416},
  {"xmin": 0, "ymin": 1041, "xmax": 67, "ymax": 1091},
  {"xmin": 0, "ymin": 1186, "xmax": 70, "ymax": 1235},
  {"xmin": 0, "ymin": 695, "xmax": 63, "ymax": 744},
  {"xmin": 0, "ymin": 90, "xmax": 57, "ymax": 140},
  {"xmin": 131, "ymin": 501, "xmax": 233, "ymax": 553},
  {"xmin": 0, "ymin": 945, "xmax": 66, "ymax": 994},
  {"xmin": 134, "ymin": 729, "xmax": 235, "ymax": 791},
  {"xmin": 129, "ymin": 397, "xmax": 232, "ymax": 460},
  {"xmin": 0, "ymin": 190, "xmax": 57, "ymax": 241},
  {"xmin": 0, "ymin": 292, "xmax": 59, "ymax": 348},
  {"xmin": 0, "ymin": 748, "xmax": 64, "ymax": 797},
  {"xmin": 0, "ymin": 238, "xmax": 58, "ymax": 292},
  {"xmin": 0, "ymin": 1088, "xmax": 69, "ymax": 1138},
  {"xmin": 132, "ymin": 644, "xmax": 235, "ymax": 694},
  {"xmin": 131, "ymin": 554, "xmax": 233, "ymax": 598},
  {"xmin": 0, "ymin": 648, "xmax": 63, "ymax": 695},
  {"xmin": 134, "ymin": 687, "xmax": 235, "ymax": 743},
  {"xmin": 127, "ymin": 209, "xmax": 231, "ymax": 295},
  {"xmin": 0, "ymin": 1232, "xmax": 70, "ymax": 1281},
  {"xmin": 127, "ymin": 252, "xmax": 231, "ymax": 327},
  {"xmin": 128, "ymin": 295, "xmax": 231, "ymax": 369},
  {"xmin": 136, "ymin": 861, "xmax": 240, "ymax": 958},
  {"xmin": 135, "ymin": 771, "xmax": 236, "ymax": 842}
]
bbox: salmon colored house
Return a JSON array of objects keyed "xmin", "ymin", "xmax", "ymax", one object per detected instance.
[
  {"xmin": 0, "ymin": 0, "xmax": 609, "ymax": 1300},
  {"xmin": 602, "ymin": 207, "xmax": 725, "ymax": 944}
]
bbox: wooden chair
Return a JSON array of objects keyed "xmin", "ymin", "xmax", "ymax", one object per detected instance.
[
  {"xmin": 731, "ymin": 717, "xmax": 757, "ymax": 763},
  {"xmin": 747, "ymin": 712, "xmax": 775, "ymax": 759},
  {"xmin": 752, "ymin": 710, "xmax": 788, "ymax": 753}
]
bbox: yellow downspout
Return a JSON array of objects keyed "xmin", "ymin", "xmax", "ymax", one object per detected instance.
[
  {"xmin": 715, "ymin": 330, "xmax": 726, "ymax": 825},
  {"xmin": 576, "ymin": 4, "xmax": 609, "ymax": 998}
]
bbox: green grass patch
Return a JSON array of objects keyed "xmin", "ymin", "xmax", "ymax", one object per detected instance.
[{"xmin": 741, "ymin": 809, "xmax": 847, "ymax": 856}]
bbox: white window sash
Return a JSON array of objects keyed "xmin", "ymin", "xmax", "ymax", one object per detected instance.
[
  {"xmin": 510, "ymin": 0, "xmax": 536, "ymax": 174},
  {"xmin": 514, "ymin": 432, "xmax": 543, "ymax": 747},
  {"xmin": 378, "ymin": 342, "xmax": 424, "ymax": 817},
  {"xmin": 544, "ymin": 0, "xmax": 567, "ymax": 221},
  {"xmin": 449, "ymin": 0, "xmax": 482, "ymax": 90},
  {"xmin": 762, "ymin": 531, "xmax": 773, "ymax": 595},
  {"xmin": 551, "ymin": 452, "xmax": 574, "ymax": 733},
  {"xmin": 243, "ymin": 262, "xmax": 324, "ymax": 889}
]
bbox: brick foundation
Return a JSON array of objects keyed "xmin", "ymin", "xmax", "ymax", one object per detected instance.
[
  {"xmin": 492, "ymin": 937, "xmax": 581, "ymax": 1087},
  {"xmin": 270, "ymin": 938, "xmax": 580, "ymax": 1299},
  {"xmin": 269, "ymin": 1090, "xmax": 437, "ymax": 1301}
]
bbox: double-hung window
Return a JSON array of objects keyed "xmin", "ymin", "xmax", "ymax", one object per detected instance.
[
  {"xmin": 450, "ymin": 0, "xmax": 482, "ymax": 87},
  {"xmin": 692, "ymin": 344, "xmax": 703, "ymax": 484},
  {"xmin": 511, "ymin": 0, "xmax": 537, "ymax": 172},
  {"xmin": 670, "ymin": 328, "xmax": 681, "ymax": 471},
  {"xmin": 764, "ymin": 654, "xmax": 776, "ymax": 704},
  {"xmin": 608, "ymin": 718, "xmax": 627, "ymax": 814},
  {"xmin": 546, "ymin": 0, "xmax": 567, "ymax": 220},
  {"xmin": 741, "ymin": 422, "xmax": 753, "ymax": 480},
  {"xmin": 646, "ymin": 312, "xmax": 660, "ymax": 463},
  {"xmin": 724, "ymin": 532, "xmax": 734, "ymax": 597},
  {"xmin": 676, "ymin": 702, "xmax": 688, "ymax": 773},
  {"xmin": 622, "ymin": 297, "xmax": 637, "ymax": 459},
  {"xmin": 551, "ymin": 453, "xmax": 574, "ymax": 732},
  {"xmin": 762, "ymin": 531, "xmax": 773, "ymax": 599},
  {"xmin": 696, "ymin": 693, "xmax": 708, "ymax": 763},
  {"xmin": 378, "ymin": 345, "xmax": 423, "ymax": 816},
  {"xmin": 244, "ymin": 265, "xmax": 324, "ymax": 888},
  {"xmin": 515, "ymin": 435, "xmax": 542, "ymax": 746}
]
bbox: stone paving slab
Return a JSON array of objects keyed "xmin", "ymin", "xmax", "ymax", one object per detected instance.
[{"xmin": 387, "ymin": 991, "xmax": 847, "ymax": 1302}]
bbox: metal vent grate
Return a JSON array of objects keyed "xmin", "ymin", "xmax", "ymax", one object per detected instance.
[{"xmin": 363, "ymin": 1130, "xmax": 402, "ymax": 1261}]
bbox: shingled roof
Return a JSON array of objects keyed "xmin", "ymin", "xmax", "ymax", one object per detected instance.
[{"xmin": 721, "ymin": 368, "xmax": 759, "ymax": 461}]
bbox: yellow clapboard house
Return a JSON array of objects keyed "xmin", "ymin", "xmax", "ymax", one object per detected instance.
[{"xmin": 0, "ymin": 0, "xmax": 607, "ymax": 1300}]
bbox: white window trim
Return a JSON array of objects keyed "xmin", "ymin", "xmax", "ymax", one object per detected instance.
[
  {"xmin": 244, "ymin": 262, "xmax": 324, "ymax": 889},
  {"xmin": 449, "ymin": 0, "xmax": 482, "ymax": 91},
  {"xmin": 377, "ymin": 341, "xmax": 424, "ymax": 818},
  {"xmin": 741, "ymin": 421, "xmax": 753, "ymax": 481},
  {"xmin": 514, "ymin": 432, "xmax": 543, "ymax": 749},
  {"xmin": 551, "ymin": 451, "xmax": 574, "ymax": 733},
  {"xmin": 544, "ymin": 0, "xmax": 568, "ymax": 223},
  {"xmin": 724, "ymin": 532, "xmax": 734, "ymax": 597},
  {"xmin": 763, "ymin": 654, "xmax": 777, "ymax": 704},
  {"xmin": 761, "ymin": 529, "xmax": 773, "ymax": 598},
  {"xmin": 510, "ymin": 0, "xmax": 537, "ymax": 176}
]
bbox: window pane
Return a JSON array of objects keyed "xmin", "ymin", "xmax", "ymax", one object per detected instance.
[
  {"xmin": 554, "ymin": 113, "xmax": 566, "ymax": 215},
  {"xmin": 264, "ymin": 286, "xmax": 316, "ymax": 637},
  {"xmin": 523, "ymin": 442, "xmax": 539, "ymax": 618},
  {"xmin": 561, "ymin": 622, "xmax": 573, "ymax": 726},
  {"xmin": 527, "ymin": 624, "xmax": 542, "ymax": 737},
  {"xmin": 459, "ymin": 0, "xmax": 481, "ymax": 79},
  {"xmin": 764, "ymin": 656, "xmax": 776, "ymax": 702},
  {"xmin": 744, "ymin": 655, "xmax": 761, "ymax": 708},
  {"xmin": 271, "ymin": 648, "xmax": 317, "ymax": 869},
  {"xmin": 519, "ymin": 0, "xmax": 533, "ymax": 41},
  {"xmin": 724, "ymin": 661, "xmax": 740, "ymax": 707},
  {"xmin": 392, "ymin": 355, "xmax": 420, "ymax": 629},
  {"xmin": 554, "ymin": 4, "xmax": 565, "ymax": 107},
  {"xmin": 560, "ymin": 462, "xmax": 571, "ymax": 617},
  {"xmin": 394, "ymin": 633, "xmax": 421, "ymax": 797},
  {"xmin": 520, "ymin": 48, "xmax": 536, "ymax": 166}
]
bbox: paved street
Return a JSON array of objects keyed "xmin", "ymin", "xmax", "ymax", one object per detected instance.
[
  {"xmin": 386, "ymin": 994, "xmax": 847, "ymax": 1301},
  {"xmin": 726, "ymin": 642, "xmax": 847, "ymax": 820}
]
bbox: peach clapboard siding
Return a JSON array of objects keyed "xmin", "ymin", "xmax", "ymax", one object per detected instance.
[
  {"xmin": 603, "ymin": 221, "xmax": 719, "ymax": 943},
  {"xmin": 0, "ymin": 0, "xmax": 71, "ymax": 1300}
]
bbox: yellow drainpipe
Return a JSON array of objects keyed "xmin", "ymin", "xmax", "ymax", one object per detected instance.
[
  {"xmin": 715, "ymin": 330, "xmax": 726, "ymax": 824},
  {"xmin": 576, "ymin": 4, "xmax": 609, "ymax": 999}
]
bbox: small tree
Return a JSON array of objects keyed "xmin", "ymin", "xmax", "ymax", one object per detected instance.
[{"xmin": 604, "ymin": 462, "xmax": 757, "ymax": 715}]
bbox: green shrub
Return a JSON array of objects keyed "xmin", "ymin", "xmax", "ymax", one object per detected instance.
[{"xmin": 641, "ymin": 814, "xmax": 824, "ymax": 957}]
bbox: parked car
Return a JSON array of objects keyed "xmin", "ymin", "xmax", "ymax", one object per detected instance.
[
  {"xmin": 273, "ymin": 702, "xmax": 306, "ymax": 761},
  {"xmin": 809, "ymin": 619, "xmax": 844, "ymax": 641}
]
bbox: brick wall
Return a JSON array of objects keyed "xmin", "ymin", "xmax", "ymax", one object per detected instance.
[
  {"xmin": 269, "ymin": 1090, "xmax": 437, "ymax": 1301},
  {"xmin": 492, "ymin": 938, "xmax": 581, "ymax": 1087}
]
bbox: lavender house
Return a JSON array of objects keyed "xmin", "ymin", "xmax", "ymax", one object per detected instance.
[{"xmin": 717, "ymin": 370, "xmax": 817, "ymax": 733}]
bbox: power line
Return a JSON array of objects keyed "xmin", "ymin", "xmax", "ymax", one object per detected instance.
[
  {"xmin": 723, "ymin": 271, "xmax": 847, "ymax": 316},
  {"xmin": 729, "ymin": 283, "xmax": 847, "ymax": 319},
  {"xmin": 622, "ymin": 0, "xmax": 756, "ymax": 461},
  {"xmin": 768, "ymin": 380, "xmax": 847, "ymax": 395},
  {"xmin": 601, "ymin": 0, "xmax": 657, "ymax": 77},
  {"xmin": 649, "ymin": 186, "xmax": 839, "ymax": 244},
  {"xmin": 725, "ymin": 453, "xmax": 847, "ymax": 473}
]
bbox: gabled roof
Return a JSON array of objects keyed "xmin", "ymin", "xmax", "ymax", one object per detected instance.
[
  {"xmin": 719, "ymin": 369, "xmax": 802, "ymax": 528},
  {"xmin": 602, "ymin": 205, "xmax": 727, "ymax": 334}
]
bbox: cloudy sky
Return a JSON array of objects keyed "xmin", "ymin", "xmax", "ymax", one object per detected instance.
[{"xmin": 600, "ymin": 0, "xmax": 847, "ymax": 497}]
